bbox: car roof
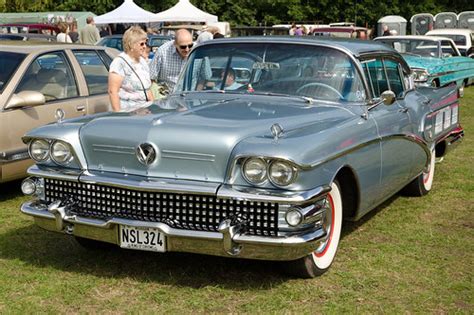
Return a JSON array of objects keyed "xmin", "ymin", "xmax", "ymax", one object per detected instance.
[
  {"xmin": 202, "ymin": 36, "xmax": 395, "ymax": 57},
  {"xmin": 375, "ymin": 35, "xmax": 452, "ymax": 42},
  {"xmin": 0, "ymin": 41, "xmax": 109, "ymax": 53},
  {"xmin": 426, "ymin": 28, "xmax": 473, "ymax": 35}
]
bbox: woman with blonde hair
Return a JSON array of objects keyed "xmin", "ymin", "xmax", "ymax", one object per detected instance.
[{"xmin": 108, "ymin": 26, "xmax": 153, "ymax": 112}]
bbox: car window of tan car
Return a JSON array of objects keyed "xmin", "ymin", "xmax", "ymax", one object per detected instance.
[
  {"xmin": 72, "ymin": 50, "xmax": 110, "ymax": 95},
  {"xmin": 15, "ymin": 52, "xmax": 78, "ymax": 102}
]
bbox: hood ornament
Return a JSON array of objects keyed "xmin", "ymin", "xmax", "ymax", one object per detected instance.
[
  {"xmin": 271, "ymin": 123, "xmax": 284, "ymax": 140},
  {"xmin": 55, "ymin": 108, "xmax": 65, "ymax": 123},
  {"xmin": 136, "ymin": 143, "xmax": 157, "ymax": 166}
]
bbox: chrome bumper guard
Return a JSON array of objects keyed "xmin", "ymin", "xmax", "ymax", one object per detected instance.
[
  {"xmin": 440, "ymin": 126, "xmax": 464, "ymax": 155},
  {"xmin": 21, "ymin": 195, "xmax": 328, "ymax": 261}
]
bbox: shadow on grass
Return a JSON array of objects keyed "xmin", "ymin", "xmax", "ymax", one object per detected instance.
[
  {"xmin": 0, "ymin": 189, "xmax": 400, "ymax": 287},
  {"xmin": 341, "ymin": 194, "xmax": 398, "ymax": 237},
  {"xmin": 0, "ymin": 224, "xmax": 289, "ymax": 288},
  {"xmin": 0, "ymin": 179, "xmax": 23, "ymax": 201}
]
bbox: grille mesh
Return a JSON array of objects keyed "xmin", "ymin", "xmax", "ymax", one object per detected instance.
[{"xmin": 44, "ymin": 179, "xmax": 279, "ymax": 236}]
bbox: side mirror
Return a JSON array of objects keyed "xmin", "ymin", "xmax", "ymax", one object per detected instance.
[
  {"xmin": 5, "ymin": 90, "xmax": 46, "ymax": 110},
  {"xmin": 381, "ymin": 90, "xmax": 396, "ymax": 106}
]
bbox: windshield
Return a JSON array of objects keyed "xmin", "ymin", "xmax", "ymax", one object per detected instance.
[
  {"xmin": 377, "ymin": 39, "xmax": 440, "ymax": 58},
  {"xmin": 429, "ymin": 34, "xmax": 466, "ymax": 46},
  {"xmin": 176, "ymin": 43, "xmax": 365, "ymax": 102},
  {"xmin": 0, "ymin": 52, "xmax": 26, "ymax": 93}
]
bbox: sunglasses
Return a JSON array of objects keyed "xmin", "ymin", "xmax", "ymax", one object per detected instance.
[
  {"xmin": 178, "ymin": 44, "xmax": 193, "ymax": 50},
  {"xmin": 138, "ymin": 41, "xmax": 147, "ymax": 47}
]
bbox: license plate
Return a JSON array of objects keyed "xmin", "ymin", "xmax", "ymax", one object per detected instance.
[{"xmin": 119, "ymin": 225, "xmax": 166, "ymax": 252}]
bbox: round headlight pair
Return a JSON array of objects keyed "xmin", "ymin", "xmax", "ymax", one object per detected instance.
[
  {"xmin": 29, "ymin": 139, "xmax": 73, "ymax": 165},
  {"xmin": 242, "ymin": 157, "xmax": 297, "ymax": 187}
]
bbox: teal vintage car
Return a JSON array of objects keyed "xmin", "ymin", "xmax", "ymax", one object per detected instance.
[
  {"xmin": 374, "ymin": 35, "xmax": 474, "ymax": 97},
  {"xmin": 19, "ymin": 37, "xmax": 464, "ymax": 278}
]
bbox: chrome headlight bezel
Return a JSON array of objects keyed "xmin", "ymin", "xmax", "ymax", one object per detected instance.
[
  {"xmin": 268, "ymin": 160, "xmax": 298, "ymax": 187},
  {"xmin": 412, "ymin": 68, "xmax": 429, "ymax": 82},
  {"xmin": 240, "ymin": 157, "xmax": 299, "ymax": 188},
  {"xmin": 28, "ymin": 139, "xmax": 50, "ymax": 162},
  {"xmin": 50, "ymin": 140, "xmax": 74, "ymax": 165},
  {"xmin": 242, "ymin": 157, "xmax": 268, "ymax": 185}
]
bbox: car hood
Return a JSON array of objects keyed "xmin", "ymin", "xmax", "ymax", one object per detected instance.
[
  {"xmin": 402, "ymin": 55, "xmax": 444, "ymax": 70},
  {"xmin": 79, "ymin": 94, "xmax": 359, "ymax": 183}
]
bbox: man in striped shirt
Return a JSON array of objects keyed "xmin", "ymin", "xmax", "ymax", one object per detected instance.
[{"xmin": 150, "ymin": 29, "xmax": 193, "ymax": 93}]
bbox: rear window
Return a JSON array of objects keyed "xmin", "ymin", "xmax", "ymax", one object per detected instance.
[{"xmin": 0, "ymin": 52, "xmax": 26, "ymax": 93}]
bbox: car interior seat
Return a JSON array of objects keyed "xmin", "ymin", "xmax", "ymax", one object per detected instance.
[{"xmin": 20, "ymin": 68, "xmax": 67, "ymax": 100}]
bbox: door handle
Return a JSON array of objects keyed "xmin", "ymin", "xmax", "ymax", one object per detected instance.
[
  {"xmin": 399, "ymin": 107, "xmax": 409, "ymax": 113},
  {"xmin": 76, "ymin": 105, "xmax": 86, "ymax": 112}
]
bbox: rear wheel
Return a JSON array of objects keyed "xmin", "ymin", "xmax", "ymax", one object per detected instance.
[
  {"xmin": 402, "ymin": 148, "xmax": 435, "ymax": 196},
  {"xmin": 285, "ymin": 181, "xmax": 343, "ymax": 278}
]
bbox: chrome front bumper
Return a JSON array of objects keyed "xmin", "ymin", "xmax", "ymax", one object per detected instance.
[{"xmin": 21, "ymin": 196, "xmax": 328, "ymax": 261}]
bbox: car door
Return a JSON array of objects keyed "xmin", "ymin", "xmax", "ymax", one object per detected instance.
[
  {"xmin": 69, "ymin": 49, "xmax": 113, "ymax": 114},
  {"xmin": 363, "ymin": 57, "xmax": 415, "ymax": 200},
  {"xmin": 1, "ymin": 50, "xmax": 88, "ymax": 181}
]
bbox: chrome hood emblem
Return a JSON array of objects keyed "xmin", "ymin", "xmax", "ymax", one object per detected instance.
[{"xmin": 136, "ymin": 143, "xmax": 157, "ymax": 166}]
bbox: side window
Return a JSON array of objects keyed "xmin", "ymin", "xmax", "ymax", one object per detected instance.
[
  {"xmin": 363, "ymin": 58, "xmax": 388, "ymax": 98},
  {"xmin": 16, "ymin": 52, "xmax": 78, "ymax": 101},
  {"xmin": 384, "ymin": 59, "xmax": 405, "ymax": 97},
  {"xmin": 73, "ymin": 50, "xmax": 110, "ymax": 95},
  {"xmin": 440, "ymin": 40, "xmax": 457, "ymax": 56}
]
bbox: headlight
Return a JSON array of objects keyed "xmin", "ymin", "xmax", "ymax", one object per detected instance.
[
  {"xmin": 29, "ymin": 139, "xmax": 50, "ymax": 162},
  {"xmin": 412, "ymin": 69, "xmax": 429, "ymax": 82},
  {"xmin": 242, "ymin": 158, "xmax": 267, "ymax": 184},
  {"xmin": 51, "ymin": 140, "xmax": 73, "ymax": 165},
  {"xmin": 268, "ymin": 160, "xmax": 297, "ymax": 187}
]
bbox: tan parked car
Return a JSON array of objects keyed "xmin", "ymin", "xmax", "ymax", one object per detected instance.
[{"xmin": 0, "ymin": 42, "xmax": 118, "ymax": 183}]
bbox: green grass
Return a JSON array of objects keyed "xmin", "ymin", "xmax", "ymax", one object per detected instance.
[{"xmin": 1, "ymin": 89, "xmax": 473, "ymax": 313}]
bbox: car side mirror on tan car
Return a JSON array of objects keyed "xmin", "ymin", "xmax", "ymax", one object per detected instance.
[{"xmin": 5, "ymin": 90, "xmax": 46, "ymax": 110}]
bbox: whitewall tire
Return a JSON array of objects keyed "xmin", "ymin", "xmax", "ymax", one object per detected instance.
[{"xmin": 285, "ymin": 180, "xmax": 343, "ymax": 278}]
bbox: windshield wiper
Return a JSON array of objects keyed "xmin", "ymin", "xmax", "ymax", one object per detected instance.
[{"xmin": 251, "ymin": 91, "xmax": 315, "ymax": 104}]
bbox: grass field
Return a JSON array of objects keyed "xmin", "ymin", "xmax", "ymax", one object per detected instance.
[{"xmin": 0, "ymin": 89, "xmax": 472, "ymax": 313}]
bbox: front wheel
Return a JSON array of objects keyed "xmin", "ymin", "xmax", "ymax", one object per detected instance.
[{"xmin": 284, "ymin": 181, "xmax": 343, "ymax": 278}]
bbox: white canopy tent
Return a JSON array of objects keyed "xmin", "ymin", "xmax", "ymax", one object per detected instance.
[
  {"xmin": 154, "ymin": 0, "xmax": 218, "ymax": 24},
  {"xmin": 94, "ymin": 0, "xmax": 159, "ymax": 24}
]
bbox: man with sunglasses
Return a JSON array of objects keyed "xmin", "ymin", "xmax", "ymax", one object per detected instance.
[{"xmin": 149, "ymin": 29, "xmax": 194, "ymax": 96}]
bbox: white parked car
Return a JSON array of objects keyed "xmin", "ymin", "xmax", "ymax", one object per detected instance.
[{"xmin": 426, "ymin": 28, "xmax": 474, "ymax": 58}]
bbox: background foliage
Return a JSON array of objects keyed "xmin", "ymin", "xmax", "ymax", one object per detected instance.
[{"xmin": 0, "ymin": 0, "xmax": 472, "ymax": 27}]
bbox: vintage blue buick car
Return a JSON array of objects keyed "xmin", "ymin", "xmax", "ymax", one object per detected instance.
[
  {"xmin": 20, "ymin": 37, "xmax": 464, "ymax": 278},
  {"xmin": 374, "ymin": 35, "xmax": 474, "ymax": 97}
]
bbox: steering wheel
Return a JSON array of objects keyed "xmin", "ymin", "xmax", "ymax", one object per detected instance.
[{"xmin": 296, "ymin": 82, "xmax": 344, "ymax": 99}]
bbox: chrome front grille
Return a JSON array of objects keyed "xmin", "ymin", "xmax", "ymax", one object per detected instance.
[{"xmin": 44, "ymin": 179, "xmax": 279, "ymax": 236}]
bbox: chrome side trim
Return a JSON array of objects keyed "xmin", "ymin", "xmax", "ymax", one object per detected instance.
[
  {"xmin": 307, "ymin": 133, "xmax": 430, "ymax": 169},
  {"xmin": 0, "ymin": 149, "xmax": 29, "ymax": 162}
]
